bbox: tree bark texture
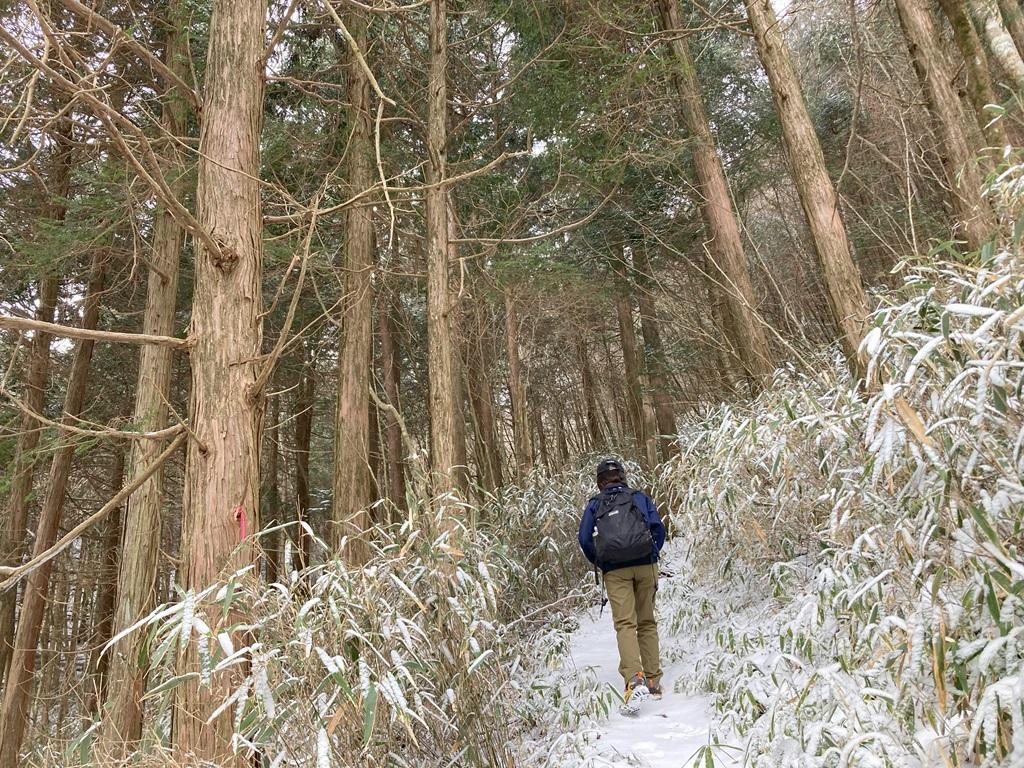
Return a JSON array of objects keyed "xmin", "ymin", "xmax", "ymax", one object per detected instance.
[
  {"xmin": 425, "ymin": 0, "xmax": 460, "ymax": 493},
  {"xmin": 263, "ymin": 390, "xmax": 282, "ymax": 582},
  {"xmin": 447, "ymin": 209, "xmax": 470, "ymax": 497},
  {"xmin": 600, "ymin": 335, "xmax": 629, "ymax": 444},
  {"xmin": 632, "ymin": 248, "xmax": 678, "ymax": 460},
  {"xmin": 697, "ymin": 251, "xmax": 742, "ymax": 395},
  {"xmin": 0, "ymin": 254, "xmax": 105, "ymax": 768},
  {"xmin": 98, "ymin": 3, "xmax": 189, "ymax": 748},
  {"xmin": 895, "ymin": 0, "xmax": 997, "ymax": 250},
  {"xmin": 745, "ymin": 0, "xmax": 870, "ymax": 381},
  {"xmin": 367, "ymin": 390, "xmax": 383, "ymax": 512},
  {"xmin": 332, "ymin": 5, "xmax": 374, "ymax": 563},
  {"xmin": 465, "ymin": 300, "xmax": 503, "ymax": 492},
  {"xmin": 171, "ymin": 0, "xmax": 265, "ymax": 761},
  {"xmin": 577, "ymin": 337, "xmax": 603, "ymax": 449},
  {"xmin": 655, "ymin": 0, "xmax": 774, "ymax": 384},
  {"xmin": 87, "ymin": 443, "xmax": 127, "ymax": 714},
  {"xmin": 530, "ymin": 397, "xmax": 551, "ymax": 473},
  {"xmin": 294, "ymin": 351, "xmax": 314, "ymax": 570},
  {"xmin": 505, "ymin": 294, "xmax": 533, "ymax": 482},
  {"xmin": 612, "ymin": 261, "xmax": 652, "ymax": 467},
  {"xmin": 378, "ymin": 286, "xmax": 407, "ymax": 512},
  {"xmin": 937, "ymin": 0, "xmax": 1010, "ymax": 147},
  {"xmin": 996, "ymin": 0, "xmax": 1024, "ymax": 58},
  {"xmin": 971, "ymin": 0, "xmax": 1024, "ymax": 90}
]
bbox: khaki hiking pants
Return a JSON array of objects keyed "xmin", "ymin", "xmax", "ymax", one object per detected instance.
[{"xmin": 603, "ymin": 563, "xmax": 662, "ymax": 687}]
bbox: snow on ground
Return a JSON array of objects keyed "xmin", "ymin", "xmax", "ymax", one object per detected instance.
[{"xmin": 553, "ymin": 603, "xmax": 738, "ymax": 768}]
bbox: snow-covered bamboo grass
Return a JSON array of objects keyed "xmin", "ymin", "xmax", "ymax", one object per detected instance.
[
  {"xmin": 52, "ymin": 469, "xmax": 621, "ymax": 768},
  {"xmin": 650, "ymin": 155, "xmax": 1024, "ymax": 766}
]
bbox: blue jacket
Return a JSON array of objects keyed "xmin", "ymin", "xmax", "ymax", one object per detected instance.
[{"xmin": 578, "ymin": 484, "xmax": 665, "ymax": 573}]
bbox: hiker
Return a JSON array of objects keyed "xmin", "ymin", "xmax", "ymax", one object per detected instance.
[{"xmin": 578, "ymin": 458, "xmax": 666, "ymax": 713}]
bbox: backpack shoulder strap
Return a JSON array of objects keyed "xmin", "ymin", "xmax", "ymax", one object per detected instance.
[{"xmin": 596, "ymin": 489, "xmax": 635, "ymax": 517}]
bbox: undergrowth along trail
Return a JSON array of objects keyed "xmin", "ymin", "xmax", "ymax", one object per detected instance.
[
  {"xmin": 531, "ymin": 158, "xmax": 1024, "ymax": 767},
  {"xmin": 646, "ymin": 221, "xmax": 1024, "ymax": 764}
]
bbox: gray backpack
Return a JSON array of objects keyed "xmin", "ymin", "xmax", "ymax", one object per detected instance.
[{"xmin": 593, "ymin": 488, "xmax": 652, "ymax": 567}]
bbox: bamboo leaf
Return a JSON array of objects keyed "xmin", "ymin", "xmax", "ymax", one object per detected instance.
[
  {"xmin": 145, "ymin": 671, "xmax": 200, "ymax": 698},
  {"xmin": 362, "ymin": 683, "xmax": 378, "ymax": 746}
]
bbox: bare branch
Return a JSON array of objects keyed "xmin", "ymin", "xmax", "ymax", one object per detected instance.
[
  {"xmin": 0, "ymin": 315, "xmax": 191, "ymax": 351},
  {"xmin": 0, "ymin": 386, "xmax": 187, "ymax": 441},
  {"xmin": 0, "ymin": 432, "xmax": 187, "ymax": 592},
  {"xmin": 52, "ymin": 0, "xmax": 201, "ymax": 109},
  {"xmin": 264, "ymin": 0, "xmax": 302, "ymax": 62},
  {"xmin": 249, "ymin": 200, "xmax": 319, "ymax": 401},
  {"xmin": 451, "ymin": 183, "xmax": 619, "ymax": 245},
  {"xmin": 321, "ymin": 0, "xmax": 397, "ymax": 106}
]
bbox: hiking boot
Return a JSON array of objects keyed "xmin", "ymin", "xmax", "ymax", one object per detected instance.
[
  {"xmin": 647, "ymin": 679, "xmax": 664, "ymax": 700},
  {"xmin": 620, "ymin": 673, "xmax": 650, "ymax": 715}
]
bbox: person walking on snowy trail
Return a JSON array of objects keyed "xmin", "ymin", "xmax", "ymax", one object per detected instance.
[{"xmin": 578, "ymin": 458, "xmax": 666, "ymax": 714}]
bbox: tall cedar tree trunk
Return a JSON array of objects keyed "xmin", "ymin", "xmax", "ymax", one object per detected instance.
[
  {"xmin": 465, "ymin": 299, "xmax": 503, "ymax": 492},
  {"xmin": 612, "ymin": 255, "xmax": 652, "ymax": 466},
  {"xmin": 937, "ymin": 0, "xmax": 1010, "ymax": 147},
  {"xmin": 530, "ymin": 398, "xmax": 551, "ymax": 473},
  {"xmin": 632, "ymin": 247, "xmax": 678, "ymax": 460},
  {"xmin": 895, "ymin": 0, "xmax": 996, "ymax": 249},
  {"xmin": 971, "ymin": 0, "xmax": 1024, "ymax": 90},
  {"xmin": 0, "ymin": 120, "xmax": 71, "ymax": 684},
  {"xmin": 98, "ymin": 6, "xmax": 188, "ymax": 750},
  {"xmin": 641, "ymin": 389, "xmax": 659, "ymax": 468},
  {"xmin": 88, "ymin": 443, "xmax": 127, "ymax": 714},
  {"xmin": 332, "ymin": 6, "xmax": 374, "ymax": 563},
  {"xmin": 505, "ymin": 294, "xmax": 533, "ymax": 481},
  {"xmin": 37, "ymin": 576, "xmax": 58, "ymax": 732},
  {"xmin": 460, "ymin": 342, "xmax": 482, "ymax": 493},
  {"xmin": 294, "ymin": 351, "xmax": 314, "ymax": 570},
  {"xmin": 450, "ymin": 303, "xmax": 471, "ymax": 496},
  {"xmin": 577, "ymin": 337, "xmax": 603, "ymax": 449},
  {"xmin": 447, "ymin": 204, "xmax": 470, "ymax": 496},
  {"xmin": 171, "ymin": 0, "xmax": 265, "ymax": 761},
  {"xmin": 997, "ymin": 0, "xmax": 1024, "ymax": 57},
  {"xmin": 0, "ymin": 279, "xmax": 58, "ymax": 680},
  {"xmin": 0, "ymin": 255, "xmax": 105, "ymax": 767},
  {"xmin": 62, "ymin": 558, "xmax": 93, "ymax": 729},
  {"xmin": 698, "ymin": 251, "xmax": 742, "ymax": 394},
  {"xmin": 600, "ymin": 335, "xmax": 629, "ymax": 443},
  {"xmin": 554, "ymin": 407, "xmax": 570, "ymax": 465},
  {"xmin": 378, "ymin": 285, "xmax": 407, "ymax": 512},
  {"xmin": 425, "ymin": 0, "xmax": 460, "ymax": 491},
  {"xmin": 368, "ymin": 387, "xmax": 384, "ymax": 512},
  {"xmin": 35, "ymin": 576, "xmax": 59, "ymax": 734},
  {"xmin": 745, "ymin": 0, "xmax": 870, "ymax": 381},
  {"xmin": 264, "ymin": 389, "xmax": 282, "ymax": 582},
  {"xmin": 655, "ymin": 0, "xmax": 773, "ymax": 385}
]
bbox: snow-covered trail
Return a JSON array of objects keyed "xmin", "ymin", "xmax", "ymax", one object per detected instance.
[{"xmin": 556, "ymin": 606, "xmax": 738, "ymax": 767}]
